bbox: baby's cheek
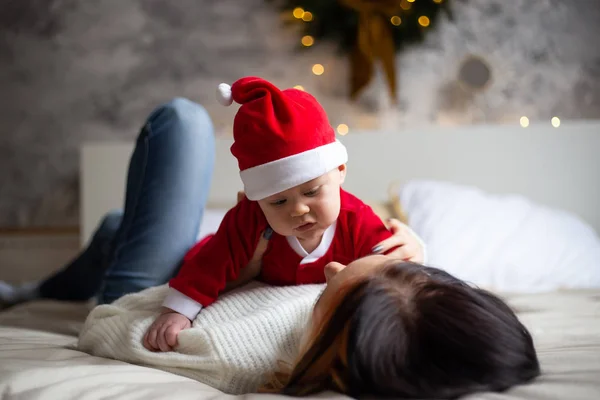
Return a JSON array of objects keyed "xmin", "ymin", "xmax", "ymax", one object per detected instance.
[
  {"xmin": 265, "ymin": 214, "xmax": 292, "ymax": 236},
  {"xmin": 316, "ymin": 204, "xmax": 338, "ymax": 226}
]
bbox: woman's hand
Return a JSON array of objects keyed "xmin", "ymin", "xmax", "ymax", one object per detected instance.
[{"xmin": 373, "ymin": 218, "xmax": 425, "ymax": 263}]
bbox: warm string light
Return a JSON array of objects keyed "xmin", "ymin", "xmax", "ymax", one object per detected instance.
[
  {"xmin": 292, "ymin": 2, "xmax": 445, "ymax": 81},
  {"xmin": 337, "ymin": 124, "xmax": 349, "ymax": 135},
  {"xmin": 519, "ymin": 116, "xmax": 561, "ymax": 128},
  {"xmin": 291, "ymin": 8, "xmax": 322, "ymax": 76},
  {"xmin": 294, "ymin": 85, "xmax": 305, "ymax": 90},
  {"xmin": 292, "ymin": 7, "xmax": 304, "ymax": 19},
  {"xmin": 292, "ymin": 7, "xmax": 313, "ymax": 21},
  {"xmin": 293, "ymin": 2, "xmax": 445, "ymax": 89},
  {"xmin": 301, "ymin": 35, "xmax": 314, "ymax": 47},
  {"xmin": 293, "ymin": 9, "xmax": 315, "ymax": 46}
]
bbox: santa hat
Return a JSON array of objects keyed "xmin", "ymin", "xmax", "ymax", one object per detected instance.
[{"xmin": 216, "ymin": 77, "xmax": 348, "ymax": 201}]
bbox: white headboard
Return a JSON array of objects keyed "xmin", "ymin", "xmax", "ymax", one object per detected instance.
[{"xmin": 80, "ymin": 120, "xmax": 600, "ymax": 246}]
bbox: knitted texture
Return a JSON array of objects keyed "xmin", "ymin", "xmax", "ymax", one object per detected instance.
[{"xmin": 78, "ymin": 282, "xmax": 323, "ymax": 394}]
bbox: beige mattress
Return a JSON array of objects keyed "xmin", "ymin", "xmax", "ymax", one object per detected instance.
[{"xmin": 1, "ymin": 289, "xmax": 599, "ymax": 400}]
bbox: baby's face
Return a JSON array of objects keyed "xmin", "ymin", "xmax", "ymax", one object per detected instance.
[{"xmin": 257, "ymin": 165, "xmax": 346, "ymax": 242}]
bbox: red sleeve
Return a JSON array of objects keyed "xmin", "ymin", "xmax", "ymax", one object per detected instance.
[
  {"xmin": 352, "ymin": 204, "xmax": 396, "ymax": 259},
  {"xmin": 168, "ymin": 198, "xmax": 267, "ymax": 307}
]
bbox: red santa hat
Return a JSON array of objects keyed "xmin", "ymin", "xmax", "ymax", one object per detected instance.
[{"xmin": 216, "ymin": 76, "xmax": 348, "ymax": 201}]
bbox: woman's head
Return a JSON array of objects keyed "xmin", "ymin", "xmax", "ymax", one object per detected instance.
[{"xmin": 271, "ymin": 256, "xmax": 540, "ymax": 398}]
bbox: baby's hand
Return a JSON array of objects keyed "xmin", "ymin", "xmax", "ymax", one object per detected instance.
[{"xmin": 143, "ymin": 309, "xmax": 191, "ymax": 352}]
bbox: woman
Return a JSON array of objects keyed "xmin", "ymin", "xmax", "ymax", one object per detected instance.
[
  {"xmin": 77, "ymin": 254, "xmax": 539, "ymax": 398},
  {"xmin": 262, "ymin": 255, "xmax": 541, "ymax": 398},
  {"xmin": 0, "ymin": 97, "xmax": 423, "ymax": 307}
]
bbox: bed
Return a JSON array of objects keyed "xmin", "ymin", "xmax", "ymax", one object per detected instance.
[{"xmin": 1, "ymin": 120, "xmax": 599, "ymax": 399}]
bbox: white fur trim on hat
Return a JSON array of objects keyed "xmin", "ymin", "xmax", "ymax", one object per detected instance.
[
  {"xmin": 240, "ymin": 140, "xmax": 348, "ymax": 201},
  {"xmin": 216, "ymin": 83, "xmax": 233, "ymax": 106}
]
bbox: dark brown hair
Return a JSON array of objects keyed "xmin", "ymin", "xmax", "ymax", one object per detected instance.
[{"xmin": 261, "ymin": 261, "xmax": 540, "ymax": 398}]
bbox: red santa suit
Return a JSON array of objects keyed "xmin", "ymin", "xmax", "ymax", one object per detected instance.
[
  {"xmin": 164, "ymin": 189, "xmax": 393, "ymax": 319},
  {"xmin": 163, "ymin": 76, "xmax": 393, "ymax": 320}
]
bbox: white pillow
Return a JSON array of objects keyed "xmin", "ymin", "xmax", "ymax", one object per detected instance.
[{"xmin": 399, "ymin": 180, "xmax": 600, "ymax": 293}]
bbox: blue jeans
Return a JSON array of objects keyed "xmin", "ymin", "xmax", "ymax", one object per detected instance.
[{"xmin": 39, "ymin": 98, "xmax": 215, "ymax": 304}]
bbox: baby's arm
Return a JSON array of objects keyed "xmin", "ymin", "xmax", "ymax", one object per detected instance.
[
  {"xmin": 353, "ymin": 203, "xmax": 398, "ymax": 258},
  {"xmin": 167, "ymin": 198, "xmax": 265, "ymax": 309},
  {"xmin": 143, "ymin": 198, "xmax": 268, "ymax": 352},
  {"xmin": 143, "ymin": 224, "xmax": 271, "ymax": 353},
  {"xmin": 353, "ymin": 204, "xmax": 426, "ymax": 263}
]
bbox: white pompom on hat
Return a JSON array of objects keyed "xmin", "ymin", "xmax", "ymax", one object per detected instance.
[{"xmin": 216, "ymin": 83, "xmax": 233, "ymax": 106}]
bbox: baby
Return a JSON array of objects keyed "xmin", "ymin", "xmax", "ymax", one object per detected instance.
[{"xmin": 144, "ymin": 76, "xmax": 424, "ymax": 352}]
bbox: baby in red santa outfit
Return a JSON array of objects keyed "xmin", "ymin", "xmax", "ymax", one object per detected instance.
[{"xmin": 143, "ymin": 76, "xmax": 425, "ymax": 352}]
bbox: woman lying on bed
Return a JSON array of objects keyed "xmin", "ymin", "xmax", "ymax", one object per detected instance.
[
  {"xmin": 78, "ymin": 252, "xmax": 540, "ymax": 398},
  {"xmin": 260, "ymin": 255, "xmax": 540, "ymax": 398}
]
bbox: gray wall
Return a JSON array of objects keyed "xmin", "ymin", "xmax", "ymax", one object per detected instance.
[{"xmin": 1, "ymin": 0, "xmax": 599, "ymax": 228}]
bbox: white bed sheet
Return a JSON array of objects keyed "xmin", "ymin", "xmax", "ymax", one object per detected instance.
[
  {"xmin": 1, "ymin": 289, "xmax": 600, "ymax": 399},
  {"xmin": 0, "ymin": 320, "xmax": 347, "ymax": 399}
]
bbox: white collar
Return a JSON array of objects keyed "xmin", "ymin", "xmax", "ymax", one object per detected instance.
[{"xmin": 286, "ymin": 223, "xmax": 336, "ymax": 265}]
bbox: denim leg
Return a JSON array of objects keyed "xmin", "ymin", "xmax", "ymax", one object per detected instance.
[
  {"xmin": 38, "ymin": 210, "xmax": 123, "ymax": 301},
  {"xmin": 98, "ymin": 98, "xmax": 215, "ymax": 304}
]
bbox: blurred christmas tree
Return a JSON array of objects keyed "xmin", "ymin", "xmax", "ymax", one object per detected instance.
[{"xmin": 268, "ymin": 0, "xmax": 452, "ymax": 102}]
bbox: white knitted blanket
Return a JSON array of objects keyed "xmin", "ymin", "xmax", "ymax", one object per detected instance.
[{"xmin": 77, "ymin": 282, "xmax": 323, "ymax": 394}]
